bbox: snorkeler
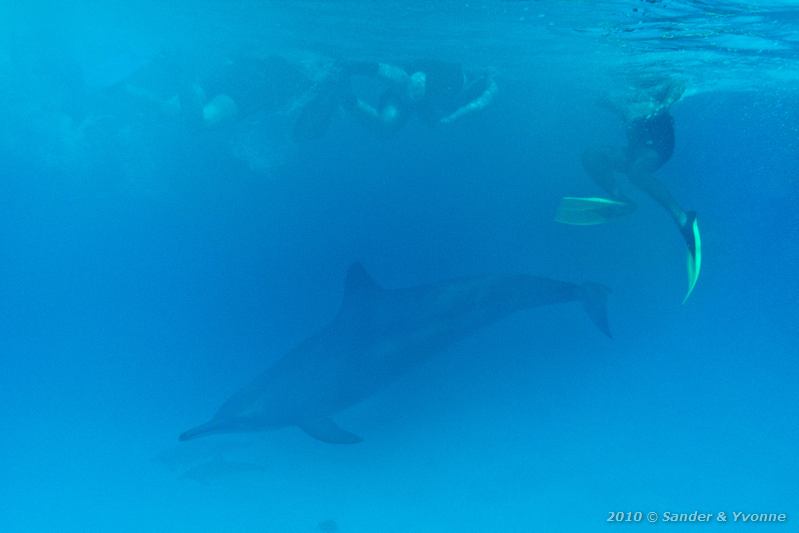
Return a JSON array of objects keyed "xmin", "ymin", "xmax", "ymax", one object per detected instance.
[
  {"xmin": 345, "ymin": 59, "xmax": 497, "ymax": 135},
  {"xmin": 555, "ymin": 77, "xmax": 701, "ymax": 301},
  {"xmin": 107, "ymin": 51, "xmax": 310, "ymax": 129},
  {"xmin": 196, "ymin": 53, "xmax": 311, "ymax": 127},
  {"xmin": 82, "ymin": 51, "xmax": 313, "ymax": 179},
  {"xmin": 292, "ymin": 59, "xmax": 497, "ymax": 140}
]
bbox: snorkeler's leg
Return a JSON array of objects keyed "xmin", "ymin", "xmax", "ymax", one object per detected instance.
[
  {"xmin": 628, "ymin": 151, "xmax": 701, "ymax": 301},
  {"xmin": 342, "ymin": 95, "xmax": 381, "ymax": 125},
  {"xmin": 439, "ymin": 77, "xmax": 498, "ymax": 125},
  {"xmin": 556, "ymin": 146, "xmax": 637, "ymax": 225},
  {"xmin": 581, "ymin": 146, "xmax": 628, "ymax": 199},
  {"xmin": 628, "ymin": 158, "xmax": 699, "ymax": 249},
  {"xmin": 627, "ymin": 152, "xmax": 687, "ymax": 226},
  {"xmin": 342, "ymin": 90, "xmax": 407, "ymax": 137}
]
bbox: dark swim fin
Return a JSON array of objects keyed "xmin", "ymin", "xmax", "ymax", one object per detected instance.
[
  {"xmin": 298, "ymin": 418, "xmax": 363, "ymax": 444},
  {"xmin": 681, "ymin": 211, "xmax": 702, "ymax": 303},
  {"xmin": 555, "ymin": 196, "xmax": 634, "ymax": 225}
]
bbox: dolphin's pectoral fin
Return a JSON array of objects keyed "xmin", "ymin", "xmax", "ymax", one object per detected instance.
[{"xmin": 298, "ymin": 418, "xmax": 363, "ymax": 444}]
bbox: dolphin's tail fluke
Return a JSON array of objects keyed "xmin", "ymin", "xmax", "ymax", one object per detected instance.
[{"xmin": 579, "ymin": 283, "xmax": 612, "ymax": 338}]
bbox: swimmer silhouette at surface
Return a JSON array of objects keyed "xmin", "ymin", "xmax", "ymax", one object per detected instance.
[{"xmin": 292, "ymin": 59, "xmax": 497, "ymax": 141}]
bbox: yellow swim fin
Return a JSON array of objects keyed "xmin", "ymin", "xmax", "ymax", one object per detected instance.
[
  {"xmin": 554, "ymin": 196, "xmax": 633, "ymax": 225},
  {"xmin": 682, "ymin": 212, "xmax": 702, "ymax": 303}
]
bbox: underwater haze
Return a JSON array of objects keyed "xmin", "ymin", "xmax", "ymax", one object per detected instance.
[{"xmin": 1, "ymin": 1, "xmax": 798, "ymax": 532}]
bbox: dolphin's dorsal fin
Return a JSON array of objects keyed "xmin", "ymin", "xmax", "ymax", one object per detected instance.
[
  {"xmin": 344, "ymin": 262, "xmax": 381, "ymax": 296},
  {"xmin": 338, "ymin": 263, "xmax": 382, "ymax": 317}
]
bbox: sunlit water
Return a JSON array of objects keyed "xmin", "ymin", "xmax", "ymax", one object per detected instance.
[{"xmin": 1, "ymin": 1, "xmax": 797, "ymax": 532}]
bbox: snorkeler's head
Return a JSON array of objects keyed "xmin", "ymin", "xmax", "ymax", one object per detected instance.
[
  {"xmin": 408, "ymin": 71, "xmax": 427, "ymax": 103},
  {"xmin": 202, "ymin": 93, "xmax": 239, "ymax": 126}
]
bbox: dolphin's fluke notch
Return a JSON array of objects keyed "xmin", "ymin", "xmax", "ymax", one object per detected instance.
[
  {"xmin": 579, "ymin": 282, "xmax": 612, "ymax": 338},
  {"xmin": 298, "ymin": 418, "xmax": 363, "ymax": 444}
]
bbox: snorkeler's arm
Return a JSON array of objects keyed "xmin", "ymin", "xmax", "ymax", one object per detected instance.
[
  {"xmin": 341, "ymin": 92, "xmax": 406, "ymax": 136},
  {"xmin": 375, "ymin": 63, "xmax": 411, "ymax": 88},
  {"xmin": 438, "ymin": 77, "xmax": 498, "ymax": 125},
  {"xmin": 595, "ymin": 94, "xmax": 631, "ymax": 122},
  {"xmin": 351, "ymin": 99, "xmax": 382, "ymax": 122},
  {"xmin": 655, "ymin": 79, "xmax": 686, "ymax": 115},
  {"xmin": 342, "ymin": 95, "xmax": 383, "ymax": 126},
  {"xmin": 122, "ymin": 83, "xmax": 184, "ymax": 116},
  {"xmin": 597, "ymin": 79, "xmax": 686, "ymax": 123}
]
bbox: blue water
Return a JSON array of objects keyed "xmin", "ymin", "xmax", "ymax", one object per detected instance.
[{"xmin": 1, "ymin": 1, "xmax": 798, "ymax": 532}]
